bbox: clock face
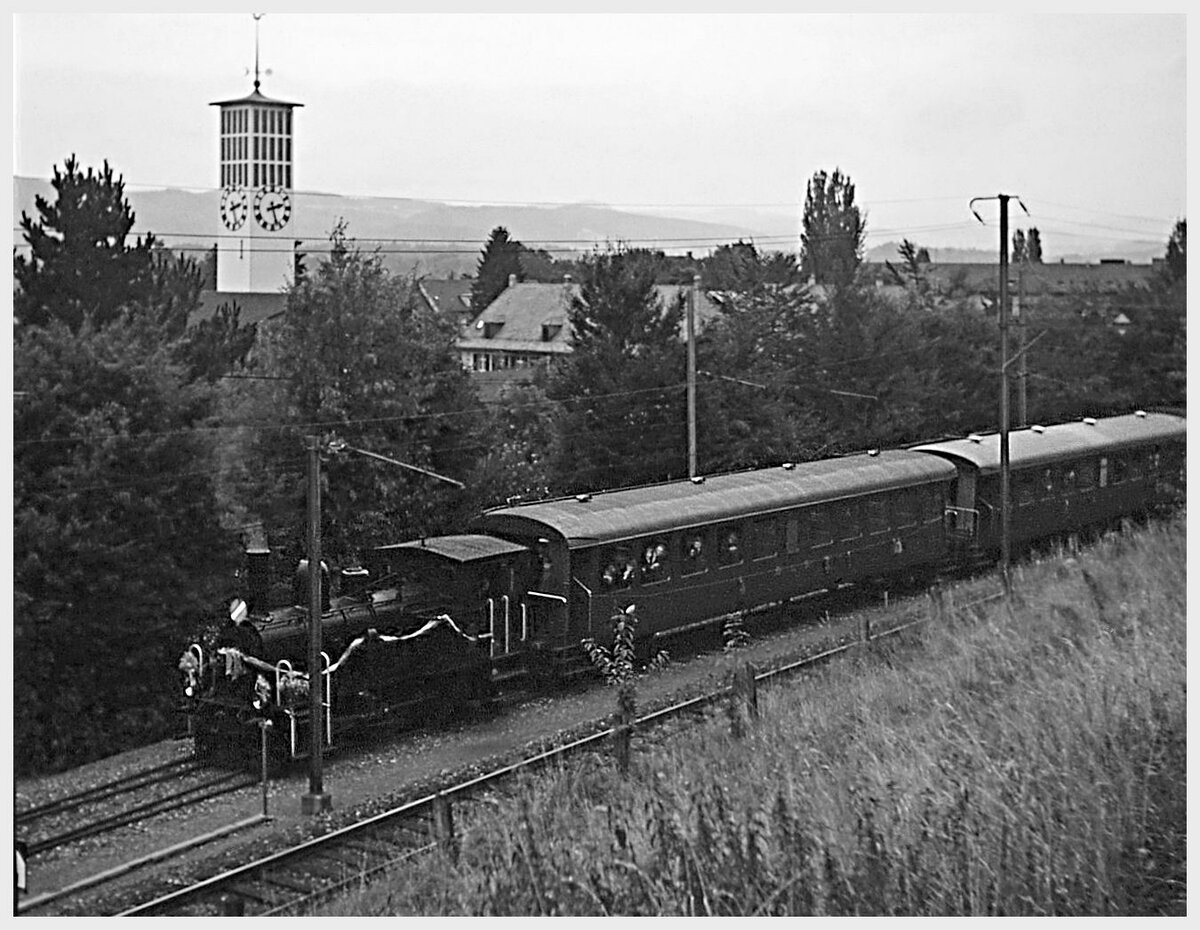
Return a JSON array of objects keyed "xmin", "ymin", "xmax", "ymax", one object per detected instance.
[
  {"xmin": 253, "ymin": 186, "xmax": 292, "ymax": 232},
  {"xmin": 219, "ymin": 186, "xmax": 248, "ymax": 231}
]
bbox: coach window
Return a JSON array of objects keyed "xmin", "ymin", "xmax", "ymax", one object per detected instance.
[
  {"xmin": 682, "ymin": 531, "xmax": 707, "ymax": 575},
  {"xmin": 838, "ymin": 502, "xmax": 862, "ymax": 541},
  {"xmin": 866, "ymin": 498, "xmax": 888, "ymax": 535},
  {"xmin": 1098, "ymin": 456, "xmax": 1109, "ymax": 488},
  {"xmin": 641, "ymin": 538, "xmax": 670, "ymax": 584},
  {"xmin": 785, "ymin": 516, "xmax": 801, "ymax": 554},
  {"xmin": 1016, "ymin": 472, "xmax": 1037, "ymax": 506},
  {"xmin": 601, "ymin": 548, "xmax": 636, "ymax": 591},
  {"xmin": 1076, "ymin": 460, "xmax": 1097, "ymax": 490},
  {"xmin": 1109, "ymin": 455, "xmax": 1126, "ymax": 484},
  {"xmin": 893, "ymin": 492, "xmax": 917, "ymax": 528},
  {"xmin": 1127, "ymin": 453, "xmax": 1145, "ymax": 481},
  {"xmin": 1041, "ymin": 467, "xmax": 1056, "ymax": 499},
  {"xmin": 808, "ymin": 507, "xmax": 833, "ymax": 548},
  {"xmin": 718, "ymin": 525, "xmax": 743, "ymax": 566},
  {"xmin": 752, "ymin": 519, "xmax": 781, "ymax": 560}
]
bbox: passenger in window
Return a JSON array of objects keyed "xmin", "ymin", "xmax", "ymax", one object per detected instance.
[
  {"xmin": 602, "ymin": 563, "xmax": 619, "ymax": 589},
  {"xmin": 687, "ymin": 537, "xmax": 703, "ymax": 561},
  {"xmin": 642, "ymin": 543, "xmax": 666, "ymax": 578},
  {"xmin": 723, "ymin": 531, "xmax": 740, "ymax": 562}
]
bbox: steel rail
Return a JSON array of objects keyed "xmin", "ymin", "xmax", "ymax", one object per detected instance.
[
  {"xmin": 113, "ymin": 582, "xmax": 1009, "ymax": 917},
  {"xmin": 28, "ymin": 772, "xmax": 257, "ymax": 856},
  {"xmin": 16, "ymin": 756, "xmax": 202, "ymax": 824}
]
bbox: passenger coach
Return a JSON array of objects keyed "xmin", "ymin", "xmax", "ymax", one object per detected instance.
[
  {"xmin": 911, "ymin": 410, "xmax": 1186, "ymax": 560},
  {"xmin": 473, "ymin": 449, "xmax": 957, "ymax": 660}
]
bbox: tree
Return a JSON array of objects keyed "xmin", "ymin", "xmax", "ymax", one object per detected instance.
[
  {"xmin": 546, "ymin": 247, "xmax": 687, "ymax": 491},
  {"xmin": 470, "ymin": 226, "xmax": 525, "ymax": 312},
  {"xmin": 13, "ymin": 158, "xmax": 249, "ymax": 773},
  {"xmin": 1011, "ymin": 229, "xmax": 1028, "ymax": 264},
  {"xmin": 1162, "ymin": 218, "xmax": 1185, "ymax": 285},
  {"xmin": 14, "ymin": 319, "xmax": 236, "ymax": 774},
  {"xmin": 1027, "ymin": 227, "xmax": 1044, "ymax": 263},
  {"xmin": 702, "ymin": 240, "xmax": 801, "ymax": 292},
  {"xmin": 224, "ymin": 223, "xmax": 489, "ymax": 564},
  {"xmin": 799, "ymin": 168, "xmax": 866, "ymax": 289},
  {"xmin": 15, "ymin": 156, "xmax": 156, "ymax": 330}
]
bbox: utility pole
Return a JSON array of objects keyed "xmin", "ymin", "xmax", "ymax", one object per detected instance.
[
  {"xmin": 970, "ymin": 193, "xmax": 1028, "ymax": 593},
  {"xmin": 301, "ymin": 435, "xmax": 331, "ymax": 815},
  {"xmin": 687, "ymin": 275, "xmax": 699, "ymax": 479},
  {"xmin": 1016, "ymin": 262, "xmax": 1028, "ymax": 427}
]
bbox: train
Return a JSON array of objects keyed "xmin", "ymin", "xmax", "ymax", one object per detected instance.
[{"xmin": 178, "ymin": 410, "xmax": 1185, "ymax": 766}]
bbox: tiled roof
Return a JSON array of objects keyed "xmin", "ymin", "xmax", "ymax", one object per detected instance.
[
  {"xmin": 418, "ymin": 279, "xmax": 474, "ymax": 320},
  {"xmin": 192, "ymin": 290, "xmax": 288, "ymax": 328},
  {"xmin": 862, "ymin": 262, "xmax": 1157, "ymax": 296},
  {"xmin": 459, "ymin": 281, "xmax": 723, "ymax": 352}
]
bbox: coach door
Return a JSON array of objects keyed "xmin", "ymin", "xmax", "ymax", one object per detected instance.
[{"xmin": 947, "ymin": 471, "xmax": 978, "ymax": 540}]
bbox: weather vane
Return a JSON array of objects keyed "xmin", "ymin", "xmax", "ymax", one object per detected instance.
[{"xmin": 247, "ymin": 13, "xmax": 272, "ymax": 90}]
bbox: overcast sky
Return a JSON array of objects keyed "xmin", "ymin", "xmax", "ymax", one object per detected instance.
[{"xmin": 11, "ymin": 12, "xmax": 1188, "ymax": 253}]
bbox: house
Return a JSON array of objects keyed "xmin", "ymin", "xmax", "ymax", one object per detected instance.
[
  {"xmin": 457, "ymin": 276, "xmax": 724, "ymax": 386},
  {"xmin": 191, "ymin": 289, "xmax": 288, "ymax": 328},
  {"xmin": 416, "ymin": 278, "xmax": 474, "ymax": 329}
]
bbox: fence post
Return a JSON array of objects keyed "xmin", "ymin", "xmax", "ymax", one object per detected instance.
[
  {"xmin": 614, "ymin": 684, "xmax": 635, "ymax": 775},
  {"xmin": 728, "ymin": 662, "xmax": 758, "ymax": 738},
  {"xmin": 432, "ymin": 794, "xmax": 459, "ymax": 864}
]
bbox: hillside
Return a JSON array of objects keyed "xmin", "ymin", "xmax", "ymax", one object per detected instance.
[
  {"xmin": 13, "ymin": 176, "xmax": 769, "ymax": 278},
  {"xmin": 15, "ymin": 177, "xmax": 1166, "ymax": 276}
]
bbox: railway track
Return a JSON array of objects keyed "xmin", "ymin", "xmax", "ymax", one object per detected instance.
[
  {"xmin": 113, "ymin": 584, "xmax": 1003, "ymax": 917},
  {"xmin": 16, "ymin": 757, "xmax": 258, "ymax": 857}
]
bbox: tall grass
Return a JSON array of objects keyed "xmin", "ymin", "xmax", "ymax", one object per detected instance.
[{"xmin": 333, "ymin": 516, "xmax": 1186, "ymax": 916}]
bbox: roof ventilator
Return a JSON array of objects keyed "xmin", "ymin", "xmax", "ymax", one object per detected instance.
[
  {"xmin": 691, "ymin": 476, "xmax": 706, "ymax": 485},
  {"xmin": 575, "ymin": 493, "xmax": 592, "ymax": 503},
  {"xmin": 1030, "ymin": 425, "xmax": 1046, "ymax": 434},
  {"xmin": 1083, "ymin": 417, "xmax": 1097, "ymax": 426},
  {"xmin": 1135, "ymin": 409, "xmax": 1147, "ymax": 418},
  {"xmin": 781, "ymin": 463, "xmax": 795, "ymax": 471},
  {"xmin": 968, "ymin": 433, "xmax": 983, "ymax": 444},
  {"xmin": 867, "ymin": 449, "xmax": 880, "ymax": 457}
]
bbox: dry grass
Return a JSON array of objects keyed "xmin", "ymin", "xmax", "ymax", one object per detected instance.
[{"xmin": 328, "ymin": 515, "xmax": 1186, "ymax": 916}]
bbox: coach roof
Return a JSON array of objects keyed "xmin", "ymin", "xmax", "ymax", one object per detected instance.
[
  {"xmin": 475, "ymin": 450, "xmax": 955, "ymax": 548},
  {"xmin": 909, "ymin": 411, "xmax": 1185, "ymax": 476},
  {"xmin": 374, "ymin": 535, "xmax": 528, "ymax": 564}
]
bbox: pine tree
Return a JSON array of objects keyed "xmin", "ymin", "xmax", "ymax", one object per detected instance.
[
  {"xmin": 547, "ymin": 247, "xmax": 686, "ymax": 491},
  {"xmin": 1027, "ymin": 228, "xmax": 1044, "ymax": 263},
  {"xmin": 13, "ymin": 157, "xmax": 246, "ymax": 773},
  {"xmin": 470, "ymin": 226, "xmax": 524, "ymax": 312},
  {"xmin": 15, "ymin": 156, "xmax": 158, "ymax": 330},
  {"xmin": 1011, "ymin": 229, "xmax": 1028, "ymax": 264},
  {"xmin": 799, "ymin": 169, "xmax": 866, "ymax": 289}
]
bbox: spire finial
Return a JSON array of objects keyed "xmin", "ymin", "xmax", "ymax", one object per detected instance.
[{"xmin": 252, "ymin": 13, "xmax": 263, "ymax": 91}]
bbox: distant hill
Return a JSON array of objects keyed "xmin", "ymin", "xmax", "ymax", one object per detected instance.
[
  {"xmin": 13, "ymin": 177, "xmax": 771, "ymax": 278},
  {"xmin": 14, "ymin": 177, "xmax": 1167, "ymax": 275}
]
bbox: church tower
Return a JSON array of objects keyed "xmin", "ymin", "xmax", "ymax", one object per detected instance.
[{"xmin": 212, "ymin": 18, "xmax": 301, "ymax": 293}]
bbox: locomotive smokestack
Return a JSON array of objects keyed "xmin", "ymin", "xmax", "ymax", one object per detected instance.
[{"xmin": 245, "ymin": 545, "xmax": 271, "ymax": 615}]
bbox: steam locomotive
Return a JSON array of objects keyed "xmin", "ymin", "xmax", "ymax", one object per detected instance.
[{"xmin": 179, "ymin": 411, "xmax": 1184, "ymax": 765}]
